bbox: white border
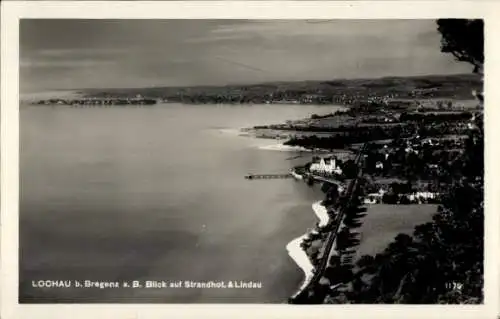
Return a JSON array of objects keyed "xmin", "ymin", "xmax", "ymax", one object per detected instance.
[{"xmin": 2, "ymin": 1, "xmax": 499, "ymax": 319}]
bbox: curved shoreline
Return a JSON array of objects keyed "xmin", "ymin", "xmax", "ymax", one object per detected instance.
[
  {"xmin": 286, "ymin": 234, "xmax": 315, "ymax": 296},
  {"xmin": 290, "ymin": 170, "xmax": 304, "ymax": 180},
  {"xmin": 226, "ymin": 125, "xmax": 330, "ymax": 299},
  {"xmin": 286, "ymin": 200, "xmax": 331, "ymax": 298}
]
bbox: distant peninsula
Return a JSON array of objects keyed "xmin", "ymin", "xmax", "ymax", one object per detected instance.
[{"xmin": 29, "ymin": 73, "xmax": 482, "ymax": 106}]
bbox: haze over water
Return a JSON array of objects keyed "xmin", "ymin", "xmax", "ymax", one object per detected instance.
[{"xmin": 19, "ymin": 102, "xmax": 342, "ymax": 303}]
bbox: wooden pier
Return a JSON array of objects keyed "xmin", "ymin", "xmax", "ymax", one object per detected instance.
[{"xmin": 245, "ymin": 173, "xmax": 293, "ymax": 180}]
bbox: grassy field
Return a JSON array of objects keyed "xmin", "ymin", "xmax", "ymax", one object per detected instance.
[{"xmin": 354, "ymin": 204, "xmax": 438, "ymax": 262}]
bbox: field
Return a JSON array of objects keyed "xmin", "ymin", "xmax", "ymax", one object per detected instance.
[{"xmin": 354, "ymin": 204, "xmax": 438, "ymax": 261}]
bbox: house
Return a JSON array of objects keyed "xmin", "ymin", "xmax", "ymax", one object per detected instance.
[
  {"xmin": 405, "ymin": 192, "xmax": 438, "ymax": 204},
  {"xmin": 404, "ymin": 141, "xmax": 419, "ymax": 154},
  {"xmin": 364, "ymin": 189, "xmax": 386, "ymax": 204},
  {"xmin": 364, "ymin": 197, "xmax": 378, "ymax": 204},
  {"xmin": 310, "ymin": 156, "xmax": 343, "ymax": 175},
  {"xmin": 423, "ymin": 138, "xmax": 439, "ymax": 146},
  {"xmin": 427, "ymin": 164, "xmax": 439, "ymax": 170}
]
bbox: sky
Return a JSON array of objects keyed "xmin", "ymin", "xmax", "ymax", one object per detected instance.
[{"xmin": 20, "ymin": 19, "xmax": 473, "ymax": 92}]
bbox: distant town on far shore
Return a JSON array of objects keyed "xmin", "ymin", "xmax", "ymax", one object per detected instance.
[{"xmin": 25, "ymin": 73, "xmax": 481, "ymax": 107}]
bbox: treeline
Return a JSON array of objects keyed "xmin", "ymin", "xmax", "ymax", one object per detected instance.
[
  {"xmin": 362, "ymin": 139, "xmax": 468, "ymax": 182},
  {"xmin": 400, "ymin": 111, "xmax": 473, "ymax": 123},
  {"xmin": 283, "ymin": 125, "xmax": 414, "ymax": 149},
  {"xmin": 284, "ymin": 121, "xmax": 471, "ymax": 150},
  {"xmin": 417, "ymin": 122, "xmax": 469, "ymax": 137},
  {"xmin": 256, "ymin": 123, "xmax": 407, "ymax": 133},
  {"xmin": 257, "ymin": 111, "xmax": 473, "ymax": 134},
  {"xmin": 254, "ymin": 110, "xmax": 474, "ymax": 141},
  {"xmin": 310, "ymin": 110, "xmax": 348, "ymax": 119}
]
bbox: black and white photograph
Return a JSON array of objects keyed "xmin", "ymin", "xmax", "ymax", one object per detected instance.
[
  {"xmin": 16, "ymin": 17, "xmax": 486, "ymax": 305},
  {"xmin": 2, "ymin": 2, "xmax": 499, "ymax": 317}
]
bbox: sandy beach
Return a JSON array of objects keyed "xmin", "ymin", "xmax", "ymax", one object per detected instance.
[
  {"xmin": 286, "ymin": 234, "xmax": 315, "ymax": 296},
  {"xmin": 285, "ymin": 200, "xmax": 332, "ymax": 297},
  {"xmin": 312, "ymin": 201, "xmax": 330, "ymax": 228}
]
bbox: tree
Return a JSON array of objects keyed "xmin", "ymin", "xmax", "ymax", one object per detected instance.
[
  {"xmin": 356, "ymin": 255, "xmax": 376, "ymax": 274},
  {"xmin": 437, "ymin": 19, "xmax": 484, "ymax": 73},
  {"xmin": 342, "ymin": 159, "xmax": 358, "ymax": 179}
]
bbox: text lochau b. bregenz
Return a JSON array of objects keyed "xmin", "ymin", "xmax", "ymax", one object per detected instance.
[{"xmin": 31, "ymin": 280, "xmax": 263, "ymax": 289}]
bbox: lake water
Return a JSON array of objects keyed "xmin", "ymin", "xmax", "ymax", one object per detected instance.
[{"xmin": 19, "ymin": 103, "xmax": 342, "ymax": 303}]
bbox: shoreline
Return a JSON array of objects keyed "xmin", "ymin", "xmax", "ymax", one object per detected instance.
[
  {"xmin": 286, "ymin": 198, "xmax": 331, "ymax": 299},
  {"xmin": 219, "ymin": 127, "xmax": 323, "ymax": 153},
  {"xmin": 257, "ymin": 143, "xmax": 310, "ymax": 152},
  {"xmin": 312, "ymin": 201, "xmax": 329, "ymax": 228},
  {"xmin": 223, "ymin": 123, "xmax": 331, "ymax": 300},
  {"xmin": 285, "ymin": 234, "xmax": 315, "ymax": 297},
  {"xmin": 237, "ymin": 123, "xmax": 331, "ymax": 300},
  {"xmin": 290, "ymin": 170, "xmax": 303, "ymax": 180}
]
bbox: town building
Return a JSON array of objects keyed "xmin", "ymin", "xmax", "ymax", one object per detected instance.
[
  {"xmin": 309, "ymin": 157, "xmax": 343, "ymax": 175},
  {"xmin": 364, "ymin": 189, "xmax": 386, "ymax": 204}
]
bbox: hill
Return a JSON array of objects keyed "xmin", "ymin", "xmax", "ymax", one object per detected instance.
[{"xmin": 78, "ymin": 73, "xmax": 482, "ymax": 105}]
